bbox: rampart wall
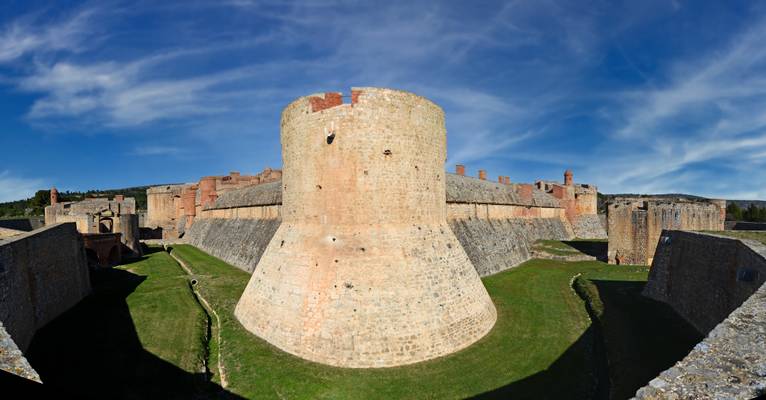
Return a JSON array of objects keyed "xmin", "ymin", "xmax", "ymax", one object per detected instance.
[
  {"xmin": 634, "ymin": 231, "xmax": 766, "ymax": 399},
  {"xmin": 608, "ymin": 200, "xmax": 724, "ymax": 265},
  {"xmin": 0, "ymin": 218, "xmax": 44, "ymax": 232},
  {"xmin": 185, "ymin": 173, "xmax": 575, "ymax": 276},
  {"xmin": 0, "ymin": 223, "xmax": 90, "ymax": 352}
]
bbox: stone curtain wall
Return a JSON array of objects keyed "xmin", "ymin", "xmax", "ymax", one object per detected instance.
[
  {"xmin": 644, "ymin": 231, "xmax": 766, "ymax": 333},
  {"xmin": 450, "ymin": 218, "xmax": 571, "ymax": 276},
  {"xmin": 185, "ymin": 218, "xmax": 280, "ymax": 273},
  {"xmin": 608, "ymin": 200, "xmax": 724, "ymax": 265},
  {"xmin": 634, "ymin": 231, "xmax": 766, "ymax": 399},
  {"xmin": 573, "ymin": 214, "xmax": 608, "ymax": 239},
  {"xmin": 0, "ymin": 223, "xmax": 90, "ymax": 351}
]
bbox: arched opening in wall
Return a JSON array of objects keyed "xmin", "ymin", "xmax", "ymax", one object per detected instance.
[
  {"xmin": 107, "ymin": 245, "xmax": 121, "ymax": 266},
  {"xmin": 99, "ymin": 217, "xmax": 114, "ymax": 233},
  {"xmin": 85, "ymin": 248, "xmax": 99, "ymax": 267}
]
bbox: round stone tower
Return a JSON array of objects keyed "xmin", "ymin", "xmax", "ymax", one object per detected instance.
[{"xmin": 234, "ymin": 87, "xmax": 496, "ymax": 368}]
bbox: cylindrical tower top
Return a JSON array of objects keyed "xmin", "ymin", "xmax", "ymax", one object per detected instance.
[
  {"xmin": 564, "ymin": 169, "xmax": 573, "ymax": 186},
  {"xmin": 280, "ymin": 87, "xmax": 446, "ymax": 225},
  {"xmin": 199, "ymin": 176, "xmax": 217, "ymax": 207},
  {"xmin": 182, "ymin": 186, "xmax": 197, "ymax": 216},
  {"xmin": 50, "ymin": 187, "xmax": 59, "ymax": 205}
]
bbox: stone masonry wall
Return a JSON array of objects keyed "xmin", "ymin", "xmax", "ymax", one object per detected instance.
[
  {"xmin": 185, "ymin": 218, "xmax": 280, "ymax": 273},
  {"xmin": 608, "ymin": 200, "xmax": 724, "ymax": 265},
  {"xmin": 0, "ymin": 223, "xmax": 90, "ymax": 351},
  {"xmin": 644, "ymin": 231, "xmax": 766, "ymax": 333},
  {"xmin": 449, "ymin": 217, "xmax": 572, "ymax": 276},
  {"xmin": 634, "ymin": 231, "xmax": 766, "ymax": 399}
]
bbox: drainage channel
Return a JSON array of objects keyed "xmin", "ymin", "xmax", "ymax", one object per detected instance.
[{"xmin": 164, "ymin": 246, "xmax": 229, "ymax": 389}]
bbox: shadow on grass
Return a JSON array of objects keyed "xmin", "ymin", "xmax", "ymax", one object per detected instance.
[
  {"xmin": 114, "ymin": 245, "xmax": 165, "ymax": 267},
  {"xmin": 564, "ymin": 241, "xmax": 608, "ymax": 261},
  {"xmin": 25, "ymin": 268, "xmax": 244, "ymax": 400},
  {"xmin": 471, "ymin": 324, "xmax": 609, "ymax": 400},
  {"xmin": 589, "ymin": 279, "xmax": 701, "ymax": 400},
  {"xmin": 472, "ymin": 279, "xmax": 700, "ymax": 400}
]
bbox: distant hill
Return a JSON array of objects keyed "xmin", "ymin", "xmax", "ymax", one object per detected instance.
[{"xmin": 0, "ymin": 184, "xmax": 181, "ymax": 218}]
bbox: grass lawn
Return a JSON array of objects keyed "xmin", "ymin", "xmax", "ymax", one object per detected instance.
[
  {"xmin": 27, "ymin": 247, "xmax": 211, "ymax": 399},
  {"xmin": 27, "ymin": 244, "xmax": 700, "ymax": 399}
]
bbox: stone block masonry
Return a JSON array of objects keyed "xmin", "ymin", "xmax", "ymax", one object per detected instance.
[
  {"xmin": 234, "ymin": 88, "xmax": 497, "ymax": 368},
  {"xmin": 0, "ymin": 223, "xmax": 90, "ymax": 352},
  {"xmin": 607, "ymin": 199, "xmax": 724, "ymax": 265},
  {"xmin": 634, "ymin": 231, "xmax": 766, "ymax": 399}
]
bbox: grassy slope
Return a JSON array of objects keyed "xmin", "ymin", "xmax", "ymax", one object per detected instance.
[
  {"xmin": 171, "ymin": 245, "xmax": 650, "ymax": 400},
  {"xmin": 27, "ymin": 248, "xmax": 209, "ymax": 399}
]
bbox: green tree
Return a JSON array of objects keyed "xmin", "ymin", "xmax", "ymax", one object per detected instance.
[{"xmin": 726, "ymin": 203, "xmax": 743, "ymax": 221}]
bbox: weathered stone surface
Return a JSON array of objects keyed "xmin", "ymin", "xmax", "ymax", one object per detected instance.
[
  {"xmin": 449, "ymin": 217, "xmax": 572, "ymax": 276},
  {"xmin": 446, "ymin": 173, "xmax": 560, "ymax": 207},
  {"xmin": 206, "ymin": 181, "xmax": 282, "ymax": 210},
  {"xmin": 607, "ymin": 200, "xmax": 725, "ymax": 265},
  {"xmin": 0, "ymin": 223, "xmax": 90, "ymax": 351},
  {"xmin": 572, "ymin": 214, "xmax": 608, "ymax": 239},
  {"xmin": 0, "ymin": 321, "xmax": 40, "ymax": 382},
  {"xmin": 634, "ymin": 231, "xmax": 766, "ymax": 400},
  {"xmin": 234, "ymin": 88, "xmax": 497, "ymax": 368},
  {"xmin": 185, "ymin": 218, "xmax": 280, "ymax": 273},
  {"xmin": 644, "ymin": 231, "xmax": 766, "ymax": 334}
]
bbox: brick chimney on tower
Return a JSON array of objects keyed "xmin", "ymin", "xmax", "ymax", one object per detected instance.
[
  {"xmin": 564, "ymin": 169, "xmax": 573, "ymax": 186},
  {"xmin": 478, "ymin": 170, "xmax": 487, "ymax": 180},
  {"xmin": 456, "ymin": 164, "xmax": 465, "ymax": 176}
]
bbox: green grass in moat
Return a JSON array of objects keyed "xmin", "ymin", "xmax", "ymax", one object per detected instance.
[
  {"xmin": 27, "ymin": 247, "xmax": 210, "ymax": 399},
  {"xmin": 28, "ymin": 244, "xmax": 700, "ymax": 400}
]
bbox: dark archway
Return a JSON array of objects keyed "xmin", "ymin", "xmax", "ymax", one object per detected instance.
[{"xmin": 99, "ymin": 217, "xmax": 114, "ymax": 233}]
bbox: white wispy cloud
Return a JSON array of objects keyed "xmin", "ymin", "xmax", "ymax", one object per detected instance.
[
  {"xmin": 0, "ymin": 171, "xmax": 46, "ymax": 202},
  {"xmin": 587, "ymin": 15, "xmax": 766, "ymax": 197},
  {"xmin": 0, "ymin": 6, "xmax": 100, "ymax": 63}
]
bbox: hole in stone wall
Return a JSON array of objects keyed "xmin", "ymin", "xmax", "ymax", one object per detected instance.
[
  {"xmin": 383, "ymin": 149, "xmax": 392, "ymax": 156},
  {"xmin": 344, "ymin": 282, "xmax": 354, "ymax": 289},
  {"xmin": 280, "ymin": 240, "xmax": 285, "ymax": 247},
  {"xmin": 326, "ymin": 132, "xmax": 335, "ymax": 144},
  {"xmin": 316, "ymin": 185, "xmax": 322, "ymax": 190}
]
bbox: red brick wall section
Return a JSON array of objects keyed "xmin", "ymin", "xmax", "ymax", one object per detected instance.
[
  {"xmin": 351, "ymin": 90, "xmax": 362, "ymax": 105},
  {"xmin": 456, "ymin": 165, "xmax": 465, "ymax": 176},
  {"xmin": 518, "ymin": 184, "xmax": 533, "ymax": 202},
  {"xmin": 479, "ymin": 170, "xmax": 487, "ymax": 180},
  {"xmin": 310, "ymin": 92, "xmax": 343, "ymax": 112}
]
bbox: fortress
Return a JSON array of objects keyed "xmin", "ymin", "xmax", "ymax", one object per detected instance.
[{"xmin": 1, "ymin": 87, "xmax": 763, "ymax": 398}]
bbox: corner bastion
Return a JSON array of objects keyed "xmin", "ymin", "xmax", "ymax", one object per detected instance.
[
  {"xmin": 233, "ymin": 88, "xmax": 497, "ymax": 368},
  {"xmin": 633, "ymin": 231, "xmax": 766, "ymax": 399}
]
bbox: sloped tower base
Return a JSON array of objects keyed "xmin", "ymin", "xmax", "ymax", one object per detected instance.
[{"xmin": 234, "ymin": 88, "xmax": 496, "ymax": 368}]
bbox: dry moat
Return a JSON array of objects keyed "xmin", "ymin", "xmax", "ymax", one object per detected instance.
[{"xmin": 25, "ymin": 243, "xmax": 700, "ymax": 399}]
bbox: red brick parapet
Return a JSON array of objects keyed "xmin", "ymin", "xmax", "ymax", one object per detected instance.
[
  {"xmin": 456, "ymin": 164, "xmax": 465, "ymax": 176},
  {"xmin": 309, "ymin": 92, "xmax": 343, "ymax": 112}
]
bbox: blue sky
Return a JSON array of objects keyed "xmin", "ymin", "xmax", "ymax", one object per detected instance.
[{"xmin": 1, "ymin": 0, "xmax": 765, "ymax": 201}]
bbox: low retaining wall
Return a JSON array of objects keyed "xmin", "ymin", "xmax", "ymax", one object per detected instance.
[
  {"xmin": 634, "ymin": 231, "xmax": 766, "ymax": 399},
  {"xmin": 449, "ymin": 217, "xmax": 572, "ymax": 276},
  {"xmin": 0, "ymin": 223, "xmax": 91, "ymax": 351}
]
